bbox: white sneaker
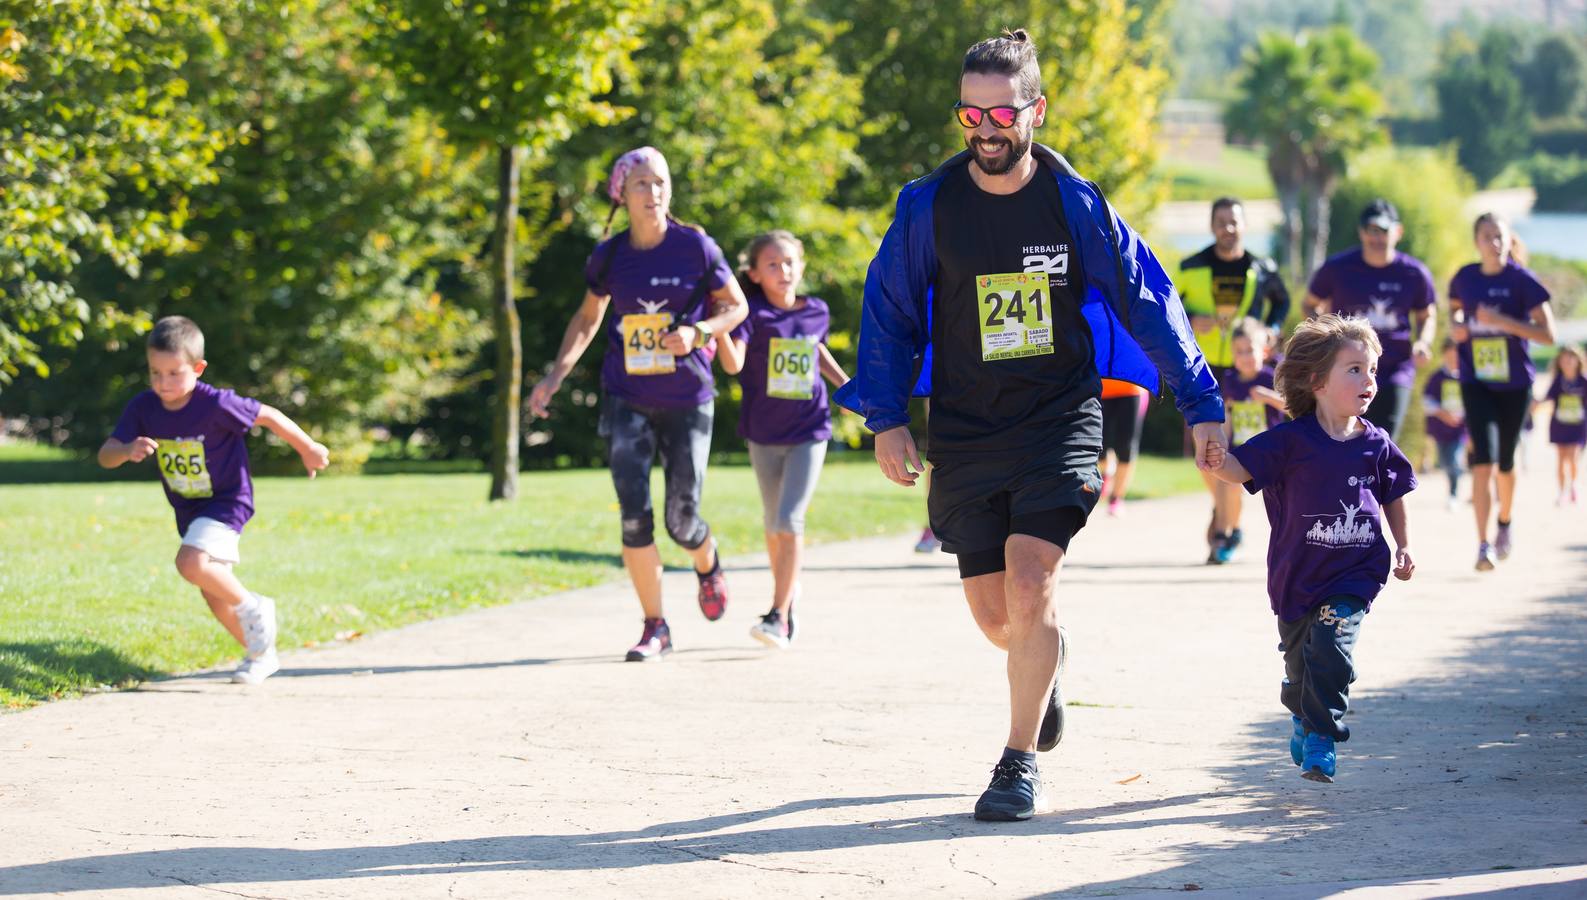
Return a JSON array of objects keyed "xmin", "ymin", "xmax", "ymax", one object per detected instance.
[
  {"xmin": 238, "ymin": 594, "xmax": 278, "ymax": 658},
  {"xmin": 231, "ymin": 648, "xmax": 280, "ymax": 684}
]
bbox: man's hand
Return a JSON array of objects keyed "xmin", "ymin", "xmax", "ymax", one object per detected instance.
[
  {"xmin": 1393, "ymin": 547, "xmax": 1415, "ymax": 581},
  {"xmin": 874, "ymin": 426, "xmax": 924, "ymax": 487},
  {"xmin": 126, "ymin": 436, "xmax": 158, "ymax": 463},
  {"xmin": 300, "ymin": 442, "xmax": 330, "ymax": 479},
  {"xmin": 1191, "ymin": 421, "xmax": 1226, "ymax": 471}
]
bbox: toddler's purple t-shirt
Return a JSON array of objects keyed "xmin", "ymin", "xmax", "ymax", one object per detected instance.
[
  {"xmin": 1231, "ymin": 415, "xmax": 1416, "ymax": 622},
  {"xmin": 585, "ymin": 223, "xmax": 735, "ymax": 409},
  {"xmin": 1547, "ymin": 374, "xmax": 1587, "ymax": 446},
  {"xmin": 732, "ymin": 292, "xmax": 833, "ymax": 446},
  {"xmin": 1307, "ymin": 248, "xmax": 1436, "ymax": 387},
  {"xmin": 111, "ymin": 381, "xmax": 262, "ymax": 536}
]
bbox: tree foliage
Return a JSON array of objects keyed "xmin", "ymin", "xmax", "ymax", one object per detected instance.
[
  {"xmin": 1524, "ymin": 34, "xmax": 1587, "ymax": 120},
  {"xmin": 0, "ymin": 1, "xmax": 226, "ymax": 384},
  {"xmin": 1, "ymin": 0, "xmax": 489, "ymax": 464},
  {"xmin": 1435, "ymin": 28, "xmax": 1531, "ymax": 186},
  {"xmin": 1226, "ymin": 27, "xmax": 1384, "ymax": 280},
  {"xmin": 820, "ymin": 0, "xmax": 1172, "ymax": 225}
]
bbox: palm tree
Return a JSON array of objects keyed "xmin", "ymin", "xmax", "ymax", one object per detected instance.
[{"xmin": 1226, "ymin": 28, "xmax": 1385, "ymax": 282}]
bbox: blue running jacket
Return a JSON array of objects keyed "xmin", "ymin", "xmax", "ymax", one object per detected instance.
[{"xmin": 832, "ymin": 144, "xmax": 1224, "ymax": 434}]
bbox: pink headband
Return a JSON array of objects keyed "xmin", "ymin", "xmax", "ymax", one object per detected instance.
[{"xmin": 607, "ymin": 146, "xmax": 668, "ymax": 204}]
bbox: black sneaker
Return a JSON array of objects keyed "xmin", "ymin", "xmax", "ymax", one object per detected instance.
[
  {"xmin": 973, "ymin": 757, "xmax": 1044, "ymax": 821},
  {"xmin": 1037, "ymin": 626, "xmax": 1069, "ymax": 752}
]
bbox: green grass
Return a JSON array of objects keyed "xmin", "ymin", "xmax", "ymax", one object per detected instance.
[
  {"xmin": 1158, "ymin": 145, "xmax": 1275, "ymax": 202},
  {"xmin": 0, "ymin": 442, "xmax": 1201, "ymax": 708}
]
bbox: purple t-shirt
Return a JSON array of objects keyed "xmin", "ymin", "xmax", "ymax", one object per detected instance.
[
  {"xmin": 1422, "ymin": 368, "xmax": 1466, "ymax": 445},
  {"xmin": 1219, "ymin": 366, "xmax": 1283, "ymax": 447},
  {"xmin": 732, "ymin": 292, "xmax": 833, "ymax": 446},
  {"xmin": 585, "ymin": 223, "xmax": 735, "ymax": 409},
  {"xmin": 1308, "ymin": 249, "xmax": 1437, "ymax": 387},
  {"xmin": 111, "ymin": 381, "xmax": 263, "ymax": 536},
  {"xmin": 1232, "ymin": 415, "xmax": 1416, "ymax": 622},
  {"xmin": 1547, "ymin": 374, "xmax": 1587, "ymax": 446},
  {"xmin": 1448, "ymin": 262, "xmax": 1550, "ymax": 391}
]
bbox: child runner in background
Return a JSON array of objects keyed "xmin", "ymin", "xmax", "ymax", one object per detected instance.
[
  {"xmin": 717, "ymin": 231, "xmax": 849, "ymax": 649},
  {"xmin": 97, "ymin": 316, "xmax": 331, "ymax": 684},
  {"xmin": 1210, "ymin": 315, "xmax": 1416, "ymax": 783},
  {"xmin": 1098, "ymin": 382, "xmax": 1149, "ymax": 517},
  {"xmin": 1544, "ymin": 345, "xmax": 1587, "ymax": 505},
  {"xmin": 1423, "ymin": 340, "xmax": 1467, "ymax": 510},
  {"xmin": 1211, "ymin": 317, "xmax": 1287, "ymax": 563}
]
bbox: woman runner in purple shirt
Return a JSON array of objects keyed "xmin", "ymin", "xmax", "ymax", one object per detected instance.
[
  {"xmin": 527, "ymin": 147, "xmax": 749, "ymax": 662},
  {"xmin": 716, "ymin": 231, "xmax": 850, "ymax": 649},
  {"xmin": 1448, "ymin": 212, "xmax": 1556, "ymax": 571}
]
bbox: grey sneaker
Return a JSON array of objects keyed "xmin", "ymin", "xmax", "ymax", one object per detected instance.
[
  {"xmin": 1475, "ymin": 542, "xmax": 1497, "ymax": 572},
  {"xmin": 238, "ymin": 594, "xmax": 278, "ymax": 658},
  {"xmin": 231, "ymin": 648, "xmax": 280, "ymax": 684},
  {"xmin": 749, "ymin": 610, "xmax": 791, "ymax": 650},
  {"xmin": 1494, "ymin": 525, "xmax": 1512, "ymax": 560}
]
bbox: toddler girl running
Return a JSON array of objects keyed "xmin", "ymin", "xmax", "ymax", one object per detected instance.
[{"xmin": 1543, "ymin": 345, "xmax": 1587, "ymax": 505}]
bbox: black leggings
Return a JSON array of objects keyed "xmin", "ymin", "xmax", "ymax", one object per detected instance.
[
  {"xmin": 600, "ymin": 393, "xmax": 714, "ymax": 549},
  {"xmin": 1461, "ymin": 382, "xmax": 1530, "ymax": 472},
  {"xmin": 1100, "ymin": 394, "xmax": 1147, "ymax": 463}
]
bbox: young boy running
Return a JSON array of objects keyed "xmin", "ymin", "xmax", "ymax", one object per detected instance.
[
  {"xmin": 1211, "ymin": 315, "xmax": 1416, "ymax": 782},
  {"xmin": 98, "ymin": 316, "xmax": 330, "ymax": 684}
]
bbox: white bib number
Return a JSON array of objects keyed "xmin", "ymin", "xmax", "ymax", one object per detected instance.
[
  {"xmin": 1440, "ymin": 380, "xmax": 1465, "ymax": 418},
  {"xmin": 622, "ymin": 312, "xmax": 676, "ymax": 375},
  {"xmin": 767, "ymin": 337, "xmax": 816, "ymax": 400},
  {"xmin": 156, "ymin": 439, "xmax": 212, "ymax": 498},
  {"xmin": 977, "ymin": 272, "xmax": 1052, "ymax": 361},
  {"xmin": 1472, "ymin": 337, "xmax": 1509, "ymax": 383},
  {"xmin": 1559, "ymin": 393, "xmax": 1584, "ymax": 425}
]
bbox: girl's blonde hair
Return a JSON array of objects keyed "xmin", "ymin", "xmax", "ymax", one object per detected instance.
[
  {"xmin": 1274, "ymin": 315, "xmax": 1382, "ymax": 419},
  {"xmin": 1551, "ymin": 344, "xmax": 1585, "ymax": 383}
]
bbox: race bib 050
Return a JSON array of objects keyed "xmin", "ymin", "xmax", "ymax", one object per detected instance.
[
  {"xmin": 767, "ymin": 337, "xmax": 816, "ymax": 400},
  {"xmin": 977, "ymin": 272, "xmax": 1053, "ymax": 361}
]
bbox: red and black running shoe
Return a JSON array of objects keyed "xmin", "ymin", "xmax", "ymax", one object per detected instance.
[
  {"xmin": 625, "ymin": 618, "xmax": 672, "ymax": 662},
  {"xmin": 697, "ymin": 562, "xmax": 729, "ymax": 621}
]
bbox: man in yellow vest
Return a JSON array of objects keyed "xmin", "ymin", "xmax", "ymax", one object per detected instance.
[{"xmin": 1174, "ymin": 196, "xmax": 1290, "ymax": 563}]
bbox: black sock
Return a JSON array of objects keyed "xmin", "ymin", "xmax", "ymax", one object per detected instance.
[
  {"xmin": 696, "ymin": 549, "xmax": 721, "ymax": 581},
  {"xmin": 1001, "ymin": 747, "xmax": 1037, "ymax": 767},
  {"xmin": 1498, "ymin": 518, "xmax": 1512, "ymax": 528}
]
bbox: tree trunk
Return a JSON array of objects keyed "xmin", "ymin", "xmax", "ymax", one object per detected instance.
[
  {"xmin": 1274, "ymin": 179, "xmax": 1304, "ymax": 288},
  {"xmin": 488, "ymin": 144, "xmax": 524, "ymax": 502},
  {"xmin": 1305, "ymin": 178, "xmax": 1334, "ymax": 281}
]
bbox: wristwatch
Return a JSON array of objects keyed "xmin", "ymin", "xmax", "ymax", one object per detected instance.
[{"xmin": 693, "ymin": 320, "xmax": 714, "ymax": 348}]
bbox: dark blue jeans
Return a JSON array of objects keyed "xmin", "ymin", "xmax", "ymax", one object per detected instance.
[{"xmin": 1277, "ymin": 595, "xmax": 1366, "ymax": 742}]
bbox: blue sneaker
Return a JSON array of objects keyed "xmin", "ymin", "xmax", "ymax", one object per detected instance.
[
  {"xmin": 973, "ymin": 757, "xmax": 1044, "ymax": 821},
  {"xmin": 1300, "ymin": 732, "xmax": 1336, "ymax": 782},
  {"xmin": 1290, "ymin": 716, "xmax": 1306, "ymax": 766},
  {"xmin": 1214, "ymin": 542, "xmax": 1235, "ymax": 564}
]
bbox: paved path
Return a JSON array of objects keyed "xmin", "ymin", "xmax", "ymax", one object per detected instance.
[{"xmin": 2, "ymin": 477, "xmax": 1585, "ymax": 898}]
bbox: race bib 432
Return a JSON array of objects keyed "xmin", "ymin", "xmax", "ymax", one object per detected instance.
[{"xmin": 621, "ymin": 312, "xmax": 676, "ymax": 375}]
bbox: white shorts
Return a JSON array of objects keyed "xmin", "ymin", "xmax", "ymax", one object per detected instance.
[{"xmin": 180, "ymin": 517, "xmax": 242, "ymax": 565}]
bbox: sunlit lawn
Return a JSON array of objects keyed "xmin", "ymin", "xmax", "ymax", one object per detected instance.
[{"xmin": 0, "ymin": 444, "xmax": 1202, "ymax": 707}]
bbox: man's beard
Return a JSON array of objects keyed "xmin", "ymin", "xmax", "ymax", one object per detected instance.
[{"xmin": 967, "ymin": 129, "xmax": 1032, "ymax": 176}]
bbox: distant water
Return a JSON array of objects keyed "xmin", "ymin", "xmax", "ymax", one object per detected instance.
[{"xmin": 1165, "ymin": 211, "xmax": 1587, "ymax": 262}]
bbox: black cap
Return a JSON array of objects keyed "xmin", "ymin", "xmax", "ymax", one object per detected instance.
[{"xmin": 1359, "ymin": 198, "xmax": 1399, "ymax": 230}]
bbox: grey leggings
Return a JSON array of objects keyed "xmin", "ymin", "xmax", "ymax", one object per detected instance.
[{"xmin": 748, "ymin": 439, "xmax": 828, "ymax": 535}]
